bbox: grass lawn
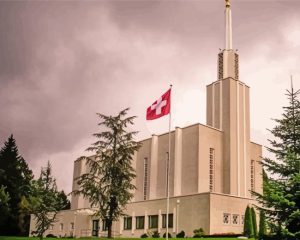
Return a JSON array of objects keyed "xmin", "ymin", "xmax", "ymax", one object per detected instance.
[{"xmin": 0, "ymin": 237, "xmax": 255, "ymax": 240}]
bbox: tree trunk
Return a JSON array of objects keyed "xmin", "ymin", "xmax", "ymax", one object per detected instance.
[{"xmin": 107, "ymin": 219, "xmax": 113, "ymax": 238}]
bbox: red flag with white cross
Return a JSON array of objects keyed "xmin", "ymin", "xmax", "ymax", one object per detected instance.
[{"xmin": 146, "ymin": 88, "xmax": 171, "ymax": 120}]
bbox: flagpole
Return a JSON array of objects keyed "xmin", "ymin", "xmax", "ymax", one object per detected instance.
[{"xmin": 166, "ymin": 84, "xmax": 172, "ymax": 240}]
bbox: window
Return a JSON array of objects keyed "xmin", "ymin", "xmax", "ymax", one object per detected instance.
[
  {"xmin": 70, "ymin": 222, "xmax": 74, "ymax": 230},
  {"xmin": 49, "ymin": 225, "xmax": 54, "ymax": 230},
  {"xmin": 136, "ymin": 216, "xmax": 145, "ymax": 229},
  {"xmin": 143, "ymin": 158, "xmax": 148, "ymax": 200},
  {"xmin": 162, "ymin": 214, "xmax": 173, "ymax": 228},
  {"xmin": 209, "ymin": 148, "xmax": 215, "ymax": 192},
  {"xmin": 102, "ymin": 220, "xmax": 108, "ymax": 231},
  {"xmin": 60, "ymin": 223, "xmax": 64, "ymax": 230},
  {"xmin": 148, "ymin": 215, "xmax": 158, "ymax": 229},
  {"xmin": 251, "ymin": 160, "xmax": 255, "ymax": 191},
  {"xmin": 123, "ymin": 217, "xmax": 132, "ymax": 230},
  {"xmin": 241, "ymin": 215, "xmax": 245, "ymax": 225},
  {"xmin": 232, "ymin": 214, "xmax": 239, "ymax": 225},
  {"xmin": 223, "ymin": 213, "xmax": 230, "ymax": 225}
]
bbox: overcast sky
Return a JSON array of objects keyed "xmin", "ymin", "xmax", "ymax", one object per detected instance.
[{"xmin": 0, "ymin": 0, "xmax": 300, "ymax": 193}]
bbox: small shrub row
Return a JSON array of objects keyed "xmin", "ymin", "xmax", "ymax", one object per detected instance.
[{"xmin": 140, "ymin": 231, "xmax": 173, "ymax": 238}]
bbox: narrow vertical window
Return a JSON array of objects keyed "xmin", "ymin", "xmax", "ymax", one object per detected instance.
[
  {"xmin": 209, "ymin": 148, "xmax": 215, "ymax": 192},
  {"xmin": 251, "ymin": 160, "xmax": 255, "ymax": 191},
  {"xmin": 143, "ymin": 158, "xmax": 148, "ymax": 200}
]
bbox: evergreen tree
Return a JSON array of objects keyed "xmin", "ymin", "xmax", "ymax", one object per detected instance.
[
  {"xmin": 252, "ymin": 85, "xmax": 300, "ymax": 239},
  {"xmin": 244, "ymin": 206, "xmax": 254, "ymax": 238},
  {"xmin": 258, "ymin": 210, "xmax": 267, "ymax": 239},
  {"xmin": 74, "ymin": 108, "xmax": 141, "ymax": 238},
  {"xmin": 58, "ymin": 190, "xmax": 71, "ymax": 210},
  {"xmin": 251, "ymin": 207, "xmax": 258, "ymax": 239},
  {"xmin": 0, "ymin": 135, "xmax": 33, "ymax": 235},
  {"xmin": 0, "ymin": 185, "xmax": 10, "ymax": 228},
  {"xmin": 29, "ymin": 161, "xmax": 66, "ymax": 240}
]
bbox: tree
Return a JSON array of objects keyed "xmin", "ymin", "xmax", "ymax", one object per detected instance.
[
  {"xmin": 58, "ymin": 191, "xmax": 71, "ymax": 210},
  {"xmin": 251, "ymin": 207, "xmax": 258, "ymax": 239},
  {"xmin": 258, "ymin": 210, "xmax": 267, "ymax": 239},
  {"xmin": 29, "ymin": 161, "xmax": 66, "ymax": 240},
  {"xmin": 252, "ymin": 85, "xmax": 300, "ymax": 239},
  {"xmin": 244, "ymin": 206, "xmax": 254, "ymax": 238},
  {"xmin": 74, "ymin": 108, "xmax": 141, "ymax": 238},
  {"xmin": 0, "ymin": 185, "xmax": 10, "ymax": 228},
  {"xmin": 0, "ymin": 135, "xmax": 33, "ymax": 235}
]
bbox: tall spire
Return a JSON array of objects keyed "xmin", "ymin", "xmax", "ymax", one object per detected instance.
[
  {"xmin": 217, "ymin": 0, "xmax": 238, "ymax": 80},
  {"xmin": 225, "ymin": 0, "xmax": 233, "ymax": 50}
]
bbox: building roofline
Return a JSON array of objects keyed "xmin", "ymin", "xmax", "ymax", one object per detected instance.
[
  {"xmin": 139, "ymin": 122, "xmax": 223, "ymax": 143},
  {"xmin": 130, "ymin": 191, "xmax": 254, "ymax": 204},
  {"xmin": 206, "ymin": 77, "xmax": 250, "ymax": 89}
]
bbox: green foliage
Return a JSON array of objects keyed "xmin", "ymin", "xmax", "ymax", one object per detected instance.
[
  {"xmin": 252, "ymin": 85, "xmax": 300, "ymax": 239},
  {"xmin": 244, "ymin": 206, "xmax": 254, "ymax": 238},
  {"xmin": 176, "ymin": 230, "xmax": 185, "ymax": 238},
  {"xmin": 28, "ymin": 161, "xmax": 66, "ymax": 240},
  {"xmin": 0, "ymin": 185, "xmax": 10, "ymax": 226},
  {"xmin": 0, "ymin": 135, "xmax": 33, "ymax": 235},
  {"xmin": 258, "ymin": 210, "xmax": 267, "ymax": 239},
  {"xmin": 74, "ymin": 108, "xmax": 141, "ymax": 238},
  {"xmin": 152, "ymin": 231, "xmax": 160, "ymax": 238},
  {"xmin": 193, "ymin": 228, "xmax": 205, "ymax": 238},
  {"xmin": 140, "ymin": 233, "xmax": 148, "ymax": 238},
  {"xmin": 57, "ymin": 191, "xmax": 70, "ymax": 210},
  {"xmin": 251, "ymin": 207, "xmax": 258, "ymax": 238},
  {"xmin": 163, "ymin": 232, "xmax": 172, "ymax": 238}
]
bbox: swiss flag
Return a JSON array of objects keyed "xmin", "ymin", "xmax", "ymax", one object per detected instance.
[{"xmin": 146, "ymin": 88, "xmax": 171, "ymax": 120}]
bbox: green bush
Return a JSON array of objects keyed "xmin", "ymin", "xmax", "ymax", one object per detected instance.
[
  {"xmin": 251, "ymin": 207, "xmax": 258, "ymax": 238},
  {"xmin": 176, "ymin": 230, "xmax": 185, "ymax": 238},
  {"xmin": 163, "ymin": 232, "xmax": 172, "ymax": 238},
  {"xmin": 193, "ymin": 228, "xmax": 205, "ymax": 238},
  {"xmin": 152, "ymin": 231, "xmax": 160, "ymax": 238},
  {"xmin": 258, "ymin": 210, "xmax": 267, "ymax": 239},
  {"xmin": 244, "ymin": 206, "xmax": 254, "ymax": 238},
  {"xmin": 46, "ymin": 234, "xmax": 57, "ymax": 238},
  {"xmin": 140, "ymin": 233, "xmax": 148, "ymax": 238}
]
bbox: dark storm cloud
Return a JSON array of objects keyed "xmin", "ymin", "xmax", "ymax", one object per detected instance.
[{"xmin": 0, "ymin": 0, "xmax": 300, "ymax": 192}]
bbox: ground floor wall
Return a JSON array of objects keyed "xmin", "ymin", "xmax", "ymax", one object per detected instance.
[{"xmin": 29, "ymin": 193, "xmax": 257, "ymax": 238}]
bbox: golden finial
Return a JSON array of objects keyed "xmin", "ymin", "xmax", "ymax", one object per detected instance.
[{"xmin": 225, "ymin": 0, "xmax": 230, "ymax": 8}]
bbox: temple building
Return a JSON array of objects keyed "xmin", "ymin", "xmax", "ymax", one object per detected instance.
[{"xmin": 30, "ymin": 0, "xmax": 263, "ymax": 237}]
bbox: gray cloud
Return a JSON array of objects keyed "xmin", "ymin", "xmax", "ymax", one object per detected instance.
[{"xmin": 0, "ymin": 0, "xmax": 300, "ymax": 192}]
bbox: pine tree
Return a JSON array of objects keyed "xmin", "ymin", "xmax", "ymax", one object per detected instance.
[
  {"xmin": 0, "ymin": 135, "xmax": 33, "ymax": 235},
  {"xmin": 253, "ymin": 84, "xmax": 300, "ymax": 239},
  {"xmin": 251, "ymin": 207, "xmax": 258, "ymax": 239},
  {"xmin": 74, "ymin": 108, "xmax": 141, "ymax": 238},
  {"xmin": 29, "ymin": 161, "xmax": 66, "ymax": 240},
  {"xmin": 244, "ymin": 206, "xmax": 254, "ymax": 238}
]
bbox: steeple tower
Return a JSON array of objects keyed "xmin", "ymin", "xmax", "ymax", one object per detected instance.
[{"xmin": 206, "ymin": 0, "xmax": 251, "ymax": 197}]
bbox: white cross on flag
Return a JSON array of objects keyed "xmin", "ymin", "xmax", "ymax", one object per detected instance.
[{"xmin": 146, "ymin": 88, "xmax": 171, "ymax": 120}]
